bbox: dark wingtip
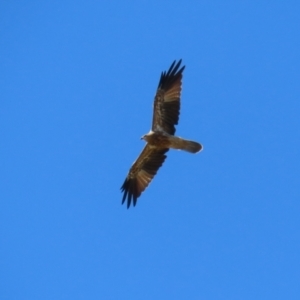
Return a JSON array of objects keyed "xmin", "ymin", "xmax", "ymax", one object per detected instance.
[
  {"xmin": 158, "ymin": 59, "xmax": 185, "ymax": 90},
  {"xmin": 121, "ymin": 177, "xmax": 138, "ymax": 209}
]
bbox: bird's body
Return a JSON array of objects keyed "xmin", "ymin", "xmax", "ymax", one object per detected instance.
[
  {"xmin": 121, "ymin": 60, "xmax": 202, "ymax": 208},
  {"xmin": 142, "ymin": 131, "xmax": 202, "ymax": 153},
  {"xmin": 142, "ymin": 131, "xmax": 172, "ymax": 148}
]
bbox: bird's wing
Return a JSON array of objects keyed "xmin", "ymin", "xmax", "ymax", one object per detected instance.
[
  {"xmin": 152, "ymin": 60, "xmax": 185, "ymax": 135},
  {"xmin": 121, "ymin": 144, "xmax": 169, "ymax": 208}
]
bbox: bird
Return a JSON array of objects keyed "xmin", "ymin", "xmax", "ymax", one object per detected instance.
[{"xmin": 121, "ymin": 60, "xmax": 202, "ymax": 208}]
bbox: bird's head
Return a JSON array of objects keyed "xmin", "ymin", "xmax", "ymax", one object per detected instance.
[{"xmin": 141, "ymin": 132, "xmax": 152, "ymax": 142}]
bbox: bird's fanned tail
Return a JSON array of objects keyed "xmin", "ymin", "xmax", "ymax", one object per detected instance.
[
  {"xmin": 180, "ymin": 139, "xmax": 202, "ymax": 153},
  {"xmin": 168, "ymin": 136, "xmax": 203, "ymax": 153}
]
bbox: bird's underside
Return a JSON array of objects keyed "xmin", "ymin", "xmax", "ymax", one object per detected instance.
[
  {"xmin": 121, "ymin": 60, "xmax": 202, "ymax": 208},
  {"xmin": 143, "ymin": 131, "xmax": 202, "ymax": 153}
]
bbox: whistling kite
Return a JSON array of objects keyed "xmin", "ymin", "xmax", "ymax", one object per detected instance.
[{"xmin": 121, "ymin": 60, "xmax": 202, "ymax": 208}]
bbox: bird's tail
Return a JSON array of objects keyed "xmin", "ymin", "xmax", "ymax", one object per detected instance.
[{"xmin": 170, "ymin": 136, "xmax": 203, "ymax": 153}]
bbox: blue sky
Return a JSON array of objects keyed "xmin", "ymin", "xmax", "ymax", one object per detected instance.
[{"xmin": 1, "ymin": 1, "xmax": 300, "ymax": 299}]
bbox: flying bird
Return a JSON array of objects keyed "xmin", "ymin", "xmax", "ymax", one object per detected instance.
[{"xmin": 121, "ymin": 60, "xmax": 202, "ymax": 208}]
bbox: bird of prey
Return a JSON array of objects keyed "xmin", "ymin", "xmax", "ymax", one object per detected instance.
[{"xmin": 121, "ymin": 60, "xmax": 202, "ymax": 208}]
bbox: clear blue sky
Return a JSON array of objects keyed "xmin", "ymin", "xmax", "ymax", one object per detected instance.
[{"xmin": 1, "ymin": 1, "xmax": 299, "ymax": 299}]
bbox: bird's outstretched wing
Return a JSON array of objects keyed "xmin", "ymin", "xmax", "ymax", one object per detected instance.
[
  {"xmin": 152, "ymin": 60, "xmax": 185, "ymax": 135},
  {"xmin": 121, "ymin": 145, "xmax": 168, "ymax": 208}
]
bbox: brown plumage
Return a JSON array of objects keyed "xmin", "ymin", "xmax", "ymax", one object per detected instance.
[{"xmin": 121, "ymin": 60, "xmax": 202, "ymax": 208}]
